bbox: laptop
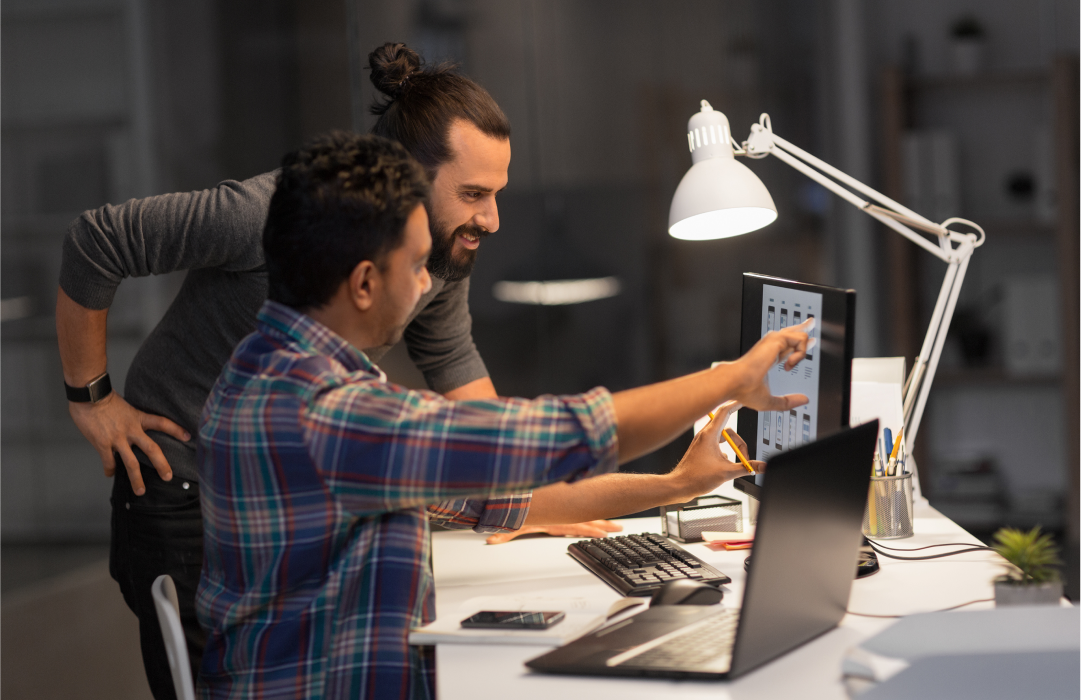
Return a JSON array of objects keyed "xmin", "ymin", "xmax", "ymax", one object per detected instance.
[{"xmin": 526, "ymin": 420, "xmax": 878, "ymax": 680}]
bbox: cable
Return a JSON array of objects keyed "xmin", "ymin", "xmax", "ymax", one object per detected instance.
[
  {"xmin": 866, "ymin": 541, "xmax": 993, "ymax": 561},
  {"xmin": 868, "ymin": 540, "xmax": 989, "ymax": 552},
  {"xmin": 846, "ymin": 598, "xmax": 994, "ymax": 619}
]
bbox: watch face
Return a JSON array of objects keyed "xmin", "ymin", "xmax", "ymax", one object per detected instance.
[
  {"xmin": 90, "ymin": 374, "xmax": 112, "ymax": 402},
  {"xmin": 84, "ymin": 373, "xmax": 112, "ymax": 403}
]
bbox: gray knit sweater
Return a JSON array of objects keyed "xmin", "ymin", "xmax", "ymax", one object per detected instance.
[{"xmin": 60, "ymin": 172, "xmax": 488, "ymax": 482}]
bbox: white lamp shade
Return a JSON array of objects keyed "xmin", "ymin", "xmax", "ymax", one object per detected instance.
[{"xmin": 668, "ymin": 157, "xmax": 777, "ymax": 241}]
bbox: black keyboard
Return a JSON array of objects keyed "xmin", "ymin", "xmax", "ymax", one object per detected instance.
[{"xmin": 568, "ymin": 533, "xmax": 731, "ymax": 596}]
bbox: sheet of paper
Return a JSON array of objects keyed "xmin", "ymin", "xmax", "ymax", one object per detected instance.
[
  {"xmin": 702, "ymin": 526, "xmax": 756, "ymax": 543},
  {"xmin": 852, "ymin": 357, "xmax": 906, "ymax": 385},
  {"xmin": 849, "ymin": 381, "xmax": 904, "ymax": 449},
  {"xmin": 408, "ymin": 595, "xmax": 610, "ymax": 647}
]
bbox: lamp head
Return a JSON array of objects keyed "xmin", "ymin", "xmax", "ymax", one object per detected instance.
[{"xmin": 668, "ymin": 101, "xmax": 777, "ymax": 241}]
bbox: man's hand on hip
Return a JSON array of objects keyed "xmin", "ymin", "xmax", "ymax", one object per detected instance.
[{"xmin": 68, "ymin": 392, "xmax": 190, "ymax": 496}]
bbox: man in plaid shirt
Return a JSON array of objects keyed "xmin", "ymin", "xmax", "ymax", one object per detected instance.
[{"xmin": 197, "ymin": 133, "xmax": 812, "ymax": 699}]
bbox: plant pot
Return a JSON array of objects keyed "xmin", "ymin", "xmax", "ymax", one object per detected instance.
[{"xmin": 994, "ymin": 579, "xmax": 1063, "ymax": 607}]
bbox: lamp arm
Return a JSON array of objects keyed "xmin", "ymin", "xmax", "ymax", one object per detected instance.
[
  {"xmin": 765, "ymin": 130, "xmax": 939, "ymax": 229},
  {"xmin": 906, "ymin": 249, "xmax": 973, "ymax": 451},
  {"xmin": 765, "ymin": 146, "xmax": 958, "ymax": 263},
  {"xmin": 741, "ymin": 114, "xmax": 985, "ymax": 456}
]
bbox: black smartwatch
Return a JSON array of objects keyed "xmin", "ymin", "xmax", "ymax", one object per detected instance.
[{"xmin": 65, "ymin": 372, "xmax": 113, "ymax": 404}]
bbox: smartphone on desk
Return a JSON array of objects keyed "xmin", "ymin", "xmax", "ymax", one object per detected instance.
[{"xmin": 460, "ymin": 611, "xmax": 565, "ymax": 629}]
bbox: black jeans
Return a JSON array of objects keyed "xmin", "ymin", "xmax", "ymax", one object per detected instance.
[{"xmin": 110, "ymin": 461, "xmax": 205, "ymax": 700}]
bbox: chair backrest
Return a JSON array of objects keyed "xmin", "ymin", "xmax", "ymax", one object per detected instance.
[{"xmin": 151, "ymin": 574, "xmax": 196, "ymax": 700}]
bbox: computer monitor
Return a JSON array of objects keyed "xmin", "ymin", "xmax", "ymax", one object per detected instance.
[{"xmin": 736, "ymin": 273, "xmax": 856, "ymax": 462}]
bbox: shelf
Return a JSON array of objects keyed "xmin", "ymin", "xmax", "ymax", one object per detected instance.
[
  {"xmin": 934, "ymin": 368, "xmax": 1063, "ymax": 388},
  {"xmin": 909, "ymin": 69, "xmax": 1050, "ymax": 92}
]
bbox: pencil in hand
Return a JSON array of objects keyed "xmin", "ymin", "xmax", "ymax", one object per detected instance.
[
  {"xmin": 706, "ymin": 406, "xmax": 755, "ymax": 474},
  {"xmin": 722, "ymin": 428, "xmax": 756, "ymax": 474}
]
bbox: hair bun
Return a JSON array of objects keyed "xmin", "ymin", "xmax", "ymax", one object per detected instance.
[{"xmin": 369, "ymin": 42, "xmax": 422, "ymax": 99}]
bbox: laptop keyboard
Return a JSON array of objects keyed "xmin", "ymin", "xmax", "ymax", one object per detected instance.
[
  {"xmin": 609, "ymin": 608, "xmax": 740, "ymax": 673},
  {"xmin": 567, "ymin": 533, "xmax": 731, "ymax": 596}
]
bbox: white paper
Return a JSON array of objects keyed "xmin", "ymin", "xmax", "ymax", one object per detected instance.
[
  {"xmin": 852, "ymin": 357, "xmax": 906, "ymax": 385},
  {"xmin": 409, "ymin": 595, "xmax": 609, "ymax": 647},
  {"xmin": 849, "ymin": 381, "xmax": 904, "ymax": 452}
]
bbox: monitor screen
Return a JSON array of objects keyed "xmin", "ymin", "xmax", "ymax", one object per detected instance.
[{"xmin": 737, "ymin": 273, "xmax": 856, "ymax": 462}]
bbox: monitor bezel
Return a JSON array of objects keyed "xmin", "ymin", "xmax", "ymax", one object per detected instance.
[{"xmin": 736, "ymin": 273, "xmax": 856, "ymax": 461}]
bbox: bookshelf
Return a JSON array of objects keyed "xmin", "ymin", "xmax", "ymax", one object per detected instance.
[{"xmin": 878, "ymin": 57, "xmax": 1078, "ymax": 550}]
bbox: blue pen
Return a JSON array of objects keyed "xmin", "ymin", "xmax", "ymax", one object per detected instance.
[
  {"xmin": 878, "ymin": 437, "xmax": 886, "ymax": 475},
  {"xmin": 884, "ymin": 428, "xmax": 894, "ymax": 459}
]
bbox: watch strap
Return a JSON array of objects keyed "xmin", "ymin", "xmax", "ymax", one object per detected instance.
[{"xmin": 65, "ymin": 373, "xmax": 112, "ymax": 403}]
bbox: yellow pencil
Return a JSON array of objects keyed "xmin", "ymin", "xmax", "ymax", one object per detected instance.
[
  {"xmin": 887, "ymin": 427, "xmax": 904, "ymax": 476},
  {"xmin": 707, "ymin": 410, "xmax": 755, "ymax": 473},
  {"xmin": 888, "ymin": 427, "xmax": 904, "ymax": 461},
  {"xmin": 722, "ymin": 428, "xmax": 756, "ymax": 474}
]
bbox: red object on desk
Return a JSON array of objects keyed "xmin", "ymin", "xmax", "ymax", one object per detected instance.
[{"xmin": 705, "ymin": 539, "xmax": 754, "ymax": 551}]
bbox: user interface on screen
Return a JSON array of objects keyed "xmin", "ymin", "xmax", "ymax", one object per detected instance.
[{"xmin": 757, "ymin": 283, "xmax": 822, "ymax": 461}]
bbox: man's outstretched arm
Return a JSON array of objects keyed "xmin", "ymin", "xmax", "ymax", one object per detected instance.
[
  {"xmin": 611, "ymin": 321, "xmax": 812, "ymax": 464},
  {"xmin": 484, "ymin": 321, "xmax": 812, "ymax": 544},
  {"xmin": 436, "ymin": 373, "xmax": 626, "ymax": 537},
  {"xmin": 487, "ymin": 402, "xmax": 761, "ymax": 543}
]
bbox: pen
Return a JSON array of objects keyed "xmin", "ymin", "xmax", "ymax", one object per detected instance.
[{"xmin": 884, "ymin": 428, "xmax": 894, "ymax": 459}]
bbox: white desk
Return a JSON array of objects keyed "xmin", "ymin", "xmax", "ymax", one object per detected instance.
[{"xmin": 430, "ymin": 503, "xmax": 1006, "ymax": 699}]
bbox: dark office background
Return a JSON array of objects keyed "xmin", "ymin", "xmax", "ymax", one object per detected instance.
[{"xmin": 1, "ymin": 1, "xmax": 1078, "ymax": 697}]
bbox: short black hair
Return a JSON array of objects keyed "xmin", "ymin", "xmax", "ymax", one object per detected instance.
[
  {"xmin": 263, "ymin": 132, "xmax": 429, "ymax": 310},
  {"xmin": 368, "ymin": 42, "xmax": 510, "ymax": 178}
]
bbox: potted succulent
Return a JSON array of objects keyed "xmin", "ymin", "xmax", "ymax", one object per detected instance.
[
  {"xmin": 949, "ymin": 16, "xmax": 986, "ymax": 76},
  {"xmin": 991, "ymin": 526, "xmax": 1063, "ymax": 606}
]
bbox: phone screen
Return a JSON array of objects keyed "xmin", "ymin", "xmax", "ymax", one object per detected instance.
[{"xmin": 460, "ymin": 611, "xmax": 565, "ymax": 629}]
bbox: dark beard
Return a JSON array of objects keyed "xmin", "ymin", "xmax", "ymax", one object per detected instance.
[{"xmin": 427, "ymin": 220, "xmax": 489, "ymax": 282}]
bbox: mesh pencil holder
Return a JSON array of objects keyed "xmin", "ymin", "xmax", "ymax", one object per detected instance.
[{"xmin": 862, "ymin": 472, "xmax": 914, "ymax": 539}]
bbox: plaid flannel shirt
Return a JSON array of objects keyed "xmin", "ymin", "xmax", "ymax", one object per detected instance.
[{"xmin": 196, "ymin": 300, "xmax": 619, "ymax": 700}]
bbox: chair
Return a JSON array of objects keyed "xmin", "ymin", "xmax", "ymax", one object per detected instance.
[{"xmin": 151, "ymin": 574, "xmax": 196, "ymax": 700}]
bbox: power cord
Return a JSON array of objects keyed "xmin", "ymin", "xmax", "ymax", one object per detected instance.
[
  {"xmin": 869, "ymin": 540, "xmax": 988, "ymax": 552},
  {"xmin": 846, "ymin": 597, "xmax": 995, "ymax": 619},
  {"xmin": 866, "ymin": 540, "xmax": 993, "ymax": 561},
  {"xmin": 847, "ymin": 540, "xmax": 999, "ymax": 617}
]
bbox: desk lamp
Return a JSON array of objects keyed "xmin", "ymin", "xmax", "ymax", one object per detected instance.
[{"xmin": 669, "ymin": 101, "xmax": 985, "ymax": 455}]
